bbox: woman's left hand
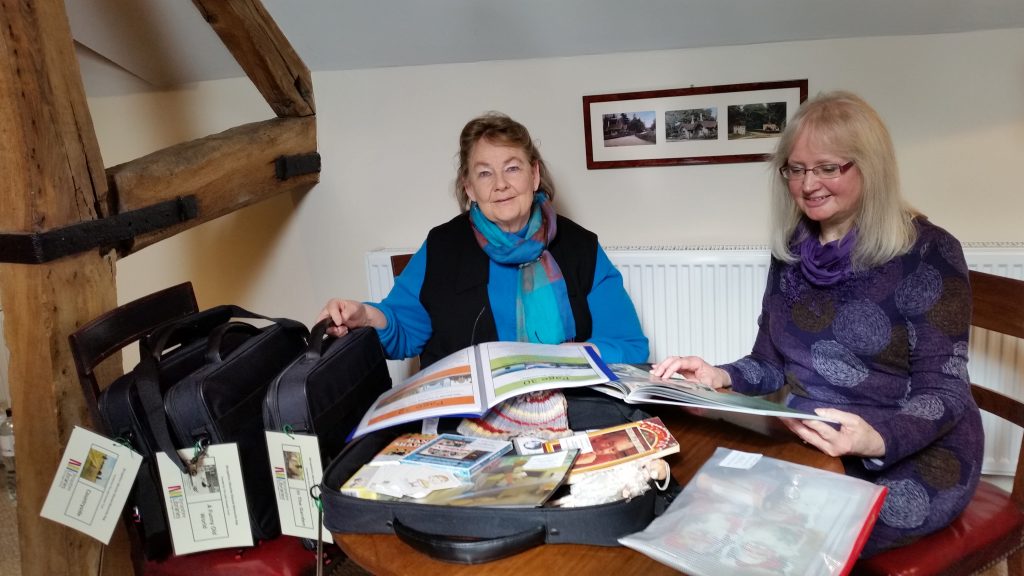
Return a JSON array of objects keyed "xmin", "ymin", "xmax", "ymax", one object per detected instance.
[{"xmin": 782, "ymin": 408, "xmax": 886, "ymax": 458}]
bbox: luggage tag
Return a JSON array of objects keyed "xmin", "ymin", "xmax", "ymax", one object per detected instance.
[
  {"xmin": 265, "ymin": 429, "xmax": 332, "ymax": 542},
  {"xmin": 155, "ymin": 442, "xmax": 254, "ymax": 554},
  {"xmin": 40, "ymin": 426, "xmax": 143, "ymax": 544}
]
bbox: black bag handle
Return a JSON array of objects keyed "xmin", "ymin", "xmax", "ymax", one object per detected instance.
[
  {"xmin": 306, "ymin": 317, "xmax": 334, "ymax": 360},
  {"xmin": 135, "ymin": 304, "xmax": 309, "ymax": 474},
  {"xmin": 145, "ymin": 304, "xmax": 306, "ymax": 361},
  {"xmin": 392, "ymin": 518, "xmax": 546, "ymax": 564},
  {"xmin": 204, "ymin": 321, "xmax": 262, "ymax": 363}
]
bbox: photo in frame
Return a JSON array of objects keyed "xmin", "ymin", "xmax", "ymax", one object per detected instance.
[{"xmin": 582, "ymin": 80, "xmax": 808, "ymax": 169}]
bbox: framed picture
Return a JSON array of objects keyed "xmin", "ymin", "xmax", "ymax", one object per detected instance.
[{"xmin": 582, "ymin": 80, "xmax": 808, "ymax": 169}]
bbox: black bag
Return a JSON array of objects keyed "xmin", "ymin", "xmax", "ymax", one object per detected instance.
[
  {"xmin": 320, "ymin": 390, "xmax": 680, "ymax": 564},
  {"xmin": 263, "ymin": 321, "xmax": 392, "ymax": 464},
  {"xmin": 138, "ymin": 305, "xmax": 309, "ymax": 542},
  {"xmin": 97, "ymin": 306, "xmax": 237, "ymax": 560}
]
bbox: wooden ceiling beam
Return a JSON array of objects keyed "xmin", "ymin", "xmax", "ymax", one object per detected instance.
[
  {"xmin": 192, "ymin": 0, "xmax": 315, "ymax": 117},
  {"xmin": 107, "ymin": 115, "xmax": 318, "ymax": 254}
]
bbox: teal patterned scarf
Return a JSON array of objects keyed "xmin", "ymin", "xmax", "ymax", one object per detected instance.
[{"xmin": 469, "ymin": 191, "xmax": 576, "ymax": 344}]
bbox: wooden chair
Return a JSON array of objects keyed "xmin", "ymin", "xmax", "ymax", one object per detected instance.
[
  {"xmin": 68, "ymin": 282, "xmax": 317, "ymax": 576},
  {"xmin": 854, "ymin": 270, "xmax": 1024, "ymax": 576},
  {"xmin": 390, "ymin": 253, "xmax": 412, "ymax": 278}
]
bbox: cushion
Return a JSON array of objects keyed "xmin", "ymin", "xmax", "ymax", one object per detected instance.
[
  {"xmin": 853, "ymin": 481, "xmax": 1024, "ymax": 576},
  {"xmin": 146, "ymin": 536, "xmax": 317, "ymax": 576}
]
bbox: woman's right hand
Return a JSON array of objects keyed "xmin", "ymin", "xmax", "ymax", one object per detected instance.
[
  {"xmin": 315, "ymin": 299, "xmax": 386, "ymax": 337},
  {"xmin": 649, "ymin": 355, "xmax": 732, "ymax": 389}
]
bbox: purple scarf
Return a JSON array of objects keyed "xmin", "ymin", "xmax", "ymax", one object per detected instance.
[{"xmin": 797, "ymin": 225, "xmax": 857, "ymax": 286}]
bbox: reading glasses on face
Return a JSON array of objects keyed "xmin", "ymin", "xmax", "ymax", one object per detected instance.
[{"xmin": 779, "ymin": 161, "xmax": 855, "ymax": 181}]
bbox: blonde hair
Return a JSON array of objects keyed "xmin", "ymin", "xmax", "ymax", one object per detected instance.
[
  {"xmin": 769, "ymin": 91, "xmax": 919, "ymax": 269},
  {"xmin": 454, "ymin": 112, "xmax": 556, "ymax": 212}
]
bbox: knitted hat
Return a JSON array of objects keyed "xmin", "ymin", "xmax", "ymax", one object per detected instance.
[{"xmin": 457, "ymin": 390, "xmax": 571, "ymax": 440}]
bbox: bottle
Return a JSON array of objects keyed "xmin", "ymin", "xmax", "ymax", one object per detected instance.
[{"xmin": 0, "ymin": 408, "xmax": 14, "ymax": 500}]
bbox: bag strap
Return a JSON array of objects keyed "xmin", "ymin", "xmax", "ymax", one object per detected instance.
[
  {"xmin": 392, "ymin": 518, "xmax": 545, "ymax": 564},
  {"xmin": 134, "ymin": 353, "xmax": 190, "ymax": 474}
]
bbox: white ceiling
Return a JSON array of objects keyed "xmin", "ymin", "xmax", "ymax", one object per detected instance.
[{"xmin": 68, "ymin": 0, "xmax": 1024, "ymax": 98}]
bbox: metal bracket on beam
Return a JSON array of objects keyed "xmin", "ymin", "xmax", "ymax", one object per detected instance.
[
  {"xmin": 275, "ymin": 152, "xmax": 321, "ymax": 180},
  {"xmin": 0, "ymin": 196, "xmax": 198, "ymax": 264}
]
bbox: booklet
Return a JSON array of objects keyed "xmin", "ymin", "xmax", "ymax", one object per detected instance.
[
  {"xmin": 601, "ymin": 364, "xmax": 839, "ymax": 424},
  {"xmin": 368, "ymin": 433, "xmax": 438, "ymax": 466},
  {"xmin": 420, "ymin": 450, "xmax": 579, "ymax": 508},
  {"xmin": 351, "ymin": 342, "xmax": 614, "ymax": 438},
  {"xmin": 340, "ymin": 462, "xmax": 463, "ymax": 500},
  {"xmin": 620, "ymin": 447, "xmax": 886, "ymax": 576},
  {"xmin": 543, "ymin": 417, "xmax": 680, "ymax": 481},
  {"xmin": 400, "ymin": 433, "xmax": 512, "ymax": 479}
]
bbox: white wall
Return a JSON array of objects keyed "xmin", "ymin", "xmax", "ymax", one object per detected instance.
[{"xmin": 85, "ymin": 29, "xmax": 1024, "ymax": 334}]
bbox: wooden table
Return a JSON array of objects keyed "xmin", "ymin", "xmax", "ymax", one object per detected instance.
[{"xmin": 334, "ymin": 408, "xmax": 844, "ymax": 575}]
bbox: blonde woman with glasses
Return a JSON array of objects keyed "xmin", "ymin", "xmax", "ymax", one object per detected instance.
[{"xmin": 652, "ymin": 91, "xmax": 981, "ymax": 557}]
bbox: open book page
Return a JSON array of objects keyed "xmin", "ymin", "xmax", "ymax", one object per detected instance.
[
  {"xmin": 352, "ymin": 342, "xmax": 615, "ymax": 439},
  {"xmin": 620, "ymin": 447, "xmax": 887, "ymax": 576},
  {"xmin": 604, "ymin": 363, "xmax": 839, "ymax": 424},
  {"xmin": 353, "ymin": 347, "xmax": 483, "ymax": 438},
  {"xmin": 478, "ymin": 341, "xmax": 615, "ymax": 407}
]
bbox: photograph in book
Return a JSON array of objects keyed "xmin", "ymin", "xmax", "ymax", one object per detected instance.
[
  {"xmin": 352, "ymin": 342, "xmax": 614, "ymax": 438},
  {"xmin": 602, "ymin": 364, "xmax": 839, "ymax": 424},
  {"xmin": 420, "ymin": 450, "xmax": 579, "ymax": 508},
  {"xmin": 620, "ymin": 447, "xmax": 887, "ymax": 576},
  {"xmin": 543, "ymin": 417, "xmax": 679, "ymax": 480}
]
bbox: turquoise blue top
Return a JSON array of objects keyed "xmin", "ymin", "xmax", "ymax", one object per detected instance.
[{"xmin": 371, "ymin": 241, "xmax": 649, "ymax": 364}]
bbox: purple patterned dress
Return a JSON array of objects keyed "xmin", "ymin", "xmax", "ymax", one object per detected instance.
[{"xmin": 719, "ymin": 218, "xmax": 983, "ymax": 556}]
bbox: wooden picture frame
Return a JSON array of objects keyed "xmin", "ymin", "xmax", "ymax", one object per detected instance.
[{"xmin": 583, "ymin": 80, "xmax": 808, "ymax": 169}]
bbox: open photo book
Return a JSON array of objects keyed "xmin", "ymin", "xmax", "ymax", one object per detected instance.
[
  {"xmin": 620, "ymin": 447, "xmax": 887, "ymax": 576},
  {"xmin": 350, "ymin": 342, "xmax": 614, "ymax": 439},
  {"xmin": 601, "ymin": 364, "xmax": 839, "ymax": 424}
]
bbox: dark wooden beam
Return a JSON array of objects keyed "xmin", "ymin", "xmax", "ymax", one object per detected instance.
[{"xmin": 192, "ymin": 0, "xmax": 315, "ymax": 117}]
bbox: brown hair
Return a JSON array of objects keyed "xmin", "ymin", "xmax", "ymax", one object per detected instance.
[
  {"xmin": 454, "ymin": 112, "xmax": 557, "ymax": 211},
  {"xmin": 769, "ymin": 91, "xmax": 919, "ymax": 269}
]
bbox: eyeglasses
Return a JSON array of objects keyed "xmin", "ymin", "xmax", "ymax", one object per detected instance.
[{"xmin": 779, "ymin": 161, "xmax": 855, "ymax": 181}]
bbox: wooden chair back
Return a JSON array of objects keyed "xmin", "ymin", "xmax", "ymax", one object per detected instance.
[
  {"xmin": 390, "ymin": 253, "xmax": 412, "ymax": 278},
  {"xmin": 968, "ymin": 270, "xmax": 1024, "ymax": 509},
  {"xmin": 68, "ymin": 282, "xmax": 198, "ymax": 430}
]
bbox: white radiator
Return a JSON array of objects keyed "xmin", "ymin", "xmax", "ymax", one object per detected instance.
[{"xmin": 366, "ymin": 245, "xmax": 1024, "ymax": 475}]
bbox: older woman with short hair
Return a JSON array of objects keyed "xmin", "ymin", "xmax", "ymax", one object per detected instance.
[{"xmin": 653, "ymin": 91, "xmax": 982, "ymax": 556}]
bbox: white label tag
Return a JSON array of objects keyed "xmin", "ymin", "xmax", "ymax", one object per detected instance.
[
  {"xmin": 39, "ymin": 426, "xmax": 143, "ymax": 544},
  {"xmin": 265, "ymin": 431, "xmax": 331, "ymax": 542},
  {"xmin": 156, "ymin": 443, "xmax": 254, "ymax": 554},
  {"xmin": 718, "ymin": 449, "xmax": 763, "ymax": 470}
]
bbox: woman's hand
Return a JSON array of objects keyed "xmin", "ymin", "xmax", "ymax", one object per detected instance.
[
  {"xmin": 315, "ymin": 299, "xmax": 386, "ymax": 337},
  {"xmin": 649, "ymin": 355, "xmax": 732, "ymax": 390},
  {"xmin": 782, "ymin": 408, "xmax": 886, "ymax": 458}
]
